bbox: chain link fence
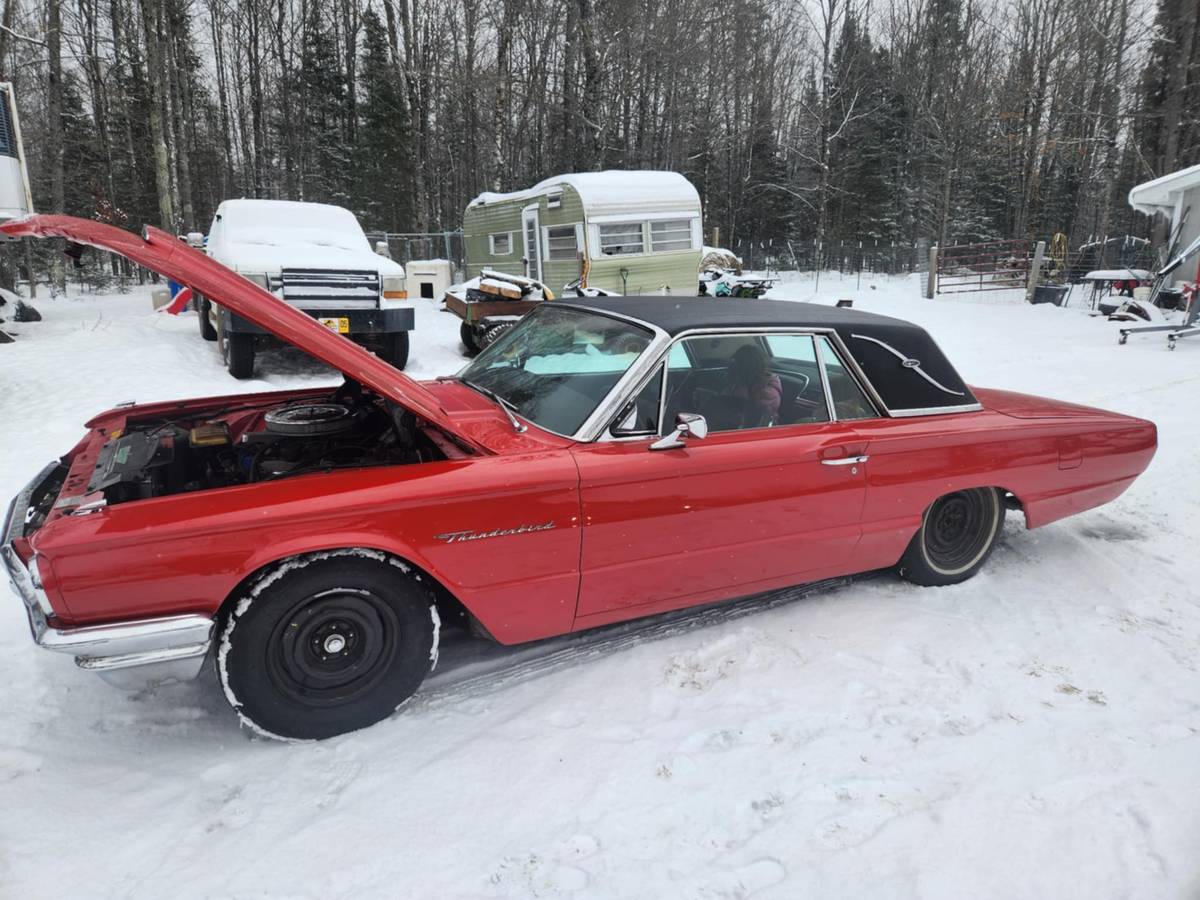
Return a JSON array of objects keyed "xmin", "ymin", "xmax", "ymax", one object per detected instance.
[
  {"xmin": 364, "ymin": 231, "xmax": 465, "ymax": 277},
  {"xmin": 726, "ymin": 238, "xmax": 931, "ymax": 277}
]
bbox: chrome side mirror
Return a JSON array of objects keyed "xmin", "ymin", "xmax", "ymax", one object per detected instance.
[{"xmin": 650, "ymin": 412, "xmax": 708, "ymax": 451}]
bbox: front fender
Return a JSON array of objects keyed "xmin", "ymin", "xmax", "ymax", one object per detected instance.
[{"xmin": 36, "ymin": 452, "xmax": 583, "ymax": 645}]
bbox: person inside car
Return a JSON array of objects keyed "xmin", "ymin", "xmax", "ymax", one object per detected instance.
[{"xmin": 727, "ymin": 343, "xmax": 782, "ymax": 428}]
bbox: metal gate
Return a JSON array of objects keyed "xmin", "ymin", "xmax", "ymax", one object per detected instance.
[{"xmin": 934, "ymin": 239, "xmax": 1032, "ymax": 294}]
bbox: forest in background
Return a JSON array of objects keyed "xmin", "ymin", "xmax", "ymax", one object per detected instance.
[{"xmin": 0, "ymin": 0, "xmax": 1197, "ymax": 267}]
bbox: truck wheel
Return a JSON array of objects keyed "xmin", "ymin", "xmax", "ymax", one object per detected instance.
[
  {"xmin": 197, "ymin": 295, "xmax": 217, "ymax": 341},
  {"xmin": 897, "ymin": 488, "xmax": 1003, "ymax": 587},
  {"xmin": 460, "ymin": 322, "xmax": 481, "ymax": 355},
  {"xmin": 382, "ymin": 331, "xmax": 410, "ymax": 369},
  {"xmin": 217, "ymin": 552, "xmax": 439, "ymax": 741},
  {"xmin": 221, "ymin": 327, "xmax": 255, "ymax": 379}
]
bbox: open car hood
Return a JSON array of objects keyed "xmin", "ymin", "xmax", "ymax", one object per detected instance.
[{"xmin": 2, "ymin": 215, "xmax": 484, "ymax": 453}]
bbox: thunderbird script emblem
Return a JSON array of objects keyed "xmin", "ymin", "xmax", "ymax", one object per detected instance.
[{"xmin": 435, "ymin": 521, "xmax": 556, "ymax": 544}]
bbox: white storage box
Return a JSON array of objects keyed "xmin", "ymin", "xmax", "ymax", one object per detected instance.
[{"xmin": 406, "ymin": 259, "xmax": 454, "ymax": 300}]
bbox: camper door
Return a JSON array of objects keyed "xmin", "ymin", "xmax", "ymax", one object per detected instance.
[{"xmin": 522, "ymin": 205, "xmax": 542, "ymax": 282}]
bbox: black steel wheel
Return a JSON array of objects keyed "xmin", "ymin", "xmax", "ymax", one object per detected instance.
[
  {"xmin": 265, "ymin": 588, "xmax": 400, "ymax": 708},
  {"xmin": 218, "ymin": 552, "xmax": 438, "ymax": 740},
  {"xmin": 897, "ymin": 488, "xmax": 1003, "ymax": 586}
]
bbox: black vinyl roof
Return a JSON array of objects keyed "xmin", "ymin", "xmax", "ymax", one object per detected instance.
[
  {"xmin": 558, "ymin": 295, "xmax": 907, "ymax": 336},
  {"xmin": 558, "ymin": 295, "xmax": 978, "ymax": 415}
]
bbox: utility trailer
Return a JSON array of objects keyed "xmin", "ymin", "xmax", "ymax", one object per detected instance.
[{"xmin": 443, "ymin": 269, "xmax": 554, "ymax": 354}]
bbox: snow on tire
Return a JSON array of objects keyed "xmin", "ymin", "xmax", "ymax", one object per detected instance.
[{"xmin": 217, "ymin": 549, "xmax": 439, "ymax": 741}]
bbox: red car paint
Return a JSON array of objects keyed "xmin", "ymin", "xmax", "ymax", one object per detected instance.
[{"xmin": 3, "ymin": 216, "xmax": 1157, "ymax": 647}]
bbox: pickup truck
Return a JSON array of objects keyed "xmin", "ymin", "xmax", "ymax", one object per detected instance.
[{"xmin": 199, "ymin": 199, "xmax": 412, "ymax": 377}]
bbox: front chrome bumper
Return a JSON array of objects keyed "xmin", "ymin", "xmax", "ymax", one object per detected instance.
[{"xmin": 4, "ymin": 464, "xmax": 215, "ymax": 686}]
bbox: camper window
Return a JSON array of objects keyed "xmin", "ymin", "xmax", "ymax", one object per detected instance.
[
  {"xmin": 546, "ymin": 225, "xmax": 580, "ymax": 260},
  {"xmin": 489, "ymin": 232, "xmax": 513, "ymax": 255},
  {"xmin": 650, "ymin": 219, "xmax": 694, "ymax": 253},
  {"xmin": 599, "ymin": 222, "xmax": 645, "ymax": 256}
]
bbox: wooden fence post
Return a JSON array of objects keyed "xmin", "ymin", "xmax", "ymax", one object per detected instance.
[
  {"xmin": 1026, "ymin": 240, "xmax": 1046, "ymax": 302},
  {"xmin": 925, "ymin": 245, "xmax": 938, "ymax": 298}
]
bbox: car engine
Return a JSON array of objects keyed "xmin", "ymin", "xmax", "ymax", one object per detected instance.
[{"xmin": 89, "ymin": 384, "xmax": 447, "ymax": 504}]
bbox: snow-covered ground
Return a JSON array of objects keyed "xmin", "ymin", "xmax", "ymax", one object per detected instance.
[{"xmin": 2, "ymin": 275, "xmax": 1198, "ymax": 899}]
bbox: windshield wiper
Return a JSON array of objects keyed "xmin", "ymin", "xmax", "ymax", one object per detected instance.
[{"xmin": 441, "ymin": 376, "xmax": 527, "ymax": 434}]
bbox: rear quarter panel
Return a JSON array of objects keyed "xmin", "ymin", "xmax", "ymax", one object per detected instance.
[{"xmin": 849, "ymin": 403, "xmax": 1156, "ymax": 569}]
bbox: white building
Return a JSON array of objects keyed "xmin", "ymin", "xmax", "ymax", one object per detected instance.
[{"xmin": 1129, "ymin": 163, "xmax": 1200, "ymax": 286}]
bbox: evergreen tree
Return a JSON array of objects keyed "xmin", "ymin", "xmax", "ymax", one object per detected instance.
[
  {"xmin": 353, "ymin": 9, "xmax": 414, "ymax": 232},
  {"xmin": 298, "ymin": 8, "xmax": 352, "ymax": 205}
]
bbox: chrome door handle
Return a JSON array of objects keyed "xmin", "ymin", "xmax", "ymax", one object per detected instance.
[{"xmin": 821, "ymin": 455, "xmax": 869, "ymax": 467}]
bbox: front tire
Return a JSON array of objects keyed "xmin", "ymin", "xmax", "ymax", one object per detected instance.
[
  {"xmin": 220, "ymin": 322, "xmax": 255, "ymax": 379},
  {"xmin": 897, "ymin": 488, "xmax": 1003, "ymax": 586},
  {"xmin": 218, "ymin": 552, "xmax": 438, "ymax": 741},
  {"xmin": 197, "ymin": 295, "xmax": 218, "ymax": 341}
]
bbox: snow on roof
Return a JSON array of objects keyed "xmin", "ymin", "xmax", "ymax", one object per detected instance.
[
  {"xmin": 1081, "ymin": 269, "xmax": 1152, "ymax": 281},
  {"xmin": 1129, "ymin": 163, "xmax": 1200, "ymax": 215},
  {"xmin": 470, "ymin": 171, "xmax": 701, "ymax": 217},
  {"xmin": 215, "ymin": 198, "xmax": 371, "ymax": 254}
]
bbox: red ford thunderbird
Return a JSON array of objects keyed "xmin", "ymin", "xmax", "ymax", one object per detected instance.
[{"xmin": 2, "ymin": 216, "xmax": 1156, "ymax": 740}]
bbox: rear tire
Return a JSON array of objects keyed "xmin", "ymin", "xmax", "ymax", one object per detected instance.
[
  {"xmin": 897, "ymin": 488, "xmax": 1003, "ymax": 587},
  {"xmin": 382, "ymin": 331, "xmax": 410, "ymax": 369},
  {"xmin": 217, "ymin": 552, "xmax": 438, "ymax": 741},
  {"xmin": 197, "ymin": 295, "xmax": 218, "ymax": 341}
]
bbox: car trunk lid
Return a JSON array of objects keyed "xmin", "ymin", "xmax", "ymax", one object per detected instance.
[{"xmin": 973, "ymin": 387, "xmax": 1138, "ymax": 421}]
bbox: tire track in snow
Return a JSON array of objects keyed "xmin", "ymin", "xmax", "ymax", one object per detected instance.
[{"xmin": 416, "ymin": 575, "xmax": 867, "ymax": 706}]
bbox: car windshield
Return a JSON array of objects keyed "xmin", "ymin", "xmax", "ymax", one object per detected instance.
[{"xmin": 458, "ymin": 306, "xmax": 653, "ymax": 436}]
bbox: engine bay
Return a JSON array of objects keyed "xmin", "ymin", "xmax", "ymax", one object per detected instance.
[{"xmin": 89, "ymin": 382, "xmax": 450, "ymax": 504}]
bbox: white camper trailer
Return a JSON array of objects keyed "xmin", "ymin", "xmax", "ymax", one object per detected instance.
[{"xmin": 0, "ymin": 82, "xmax": 33, "ymax": 224}]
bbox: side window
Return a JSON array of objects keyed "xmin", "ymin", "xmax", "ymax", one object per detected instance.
[
  {"xmin": 545, "ymin": 225, "xmax": 579, "ymax": 260},
  {"xmin": 816, "ymin": 335, "xmax": 878, "ymax": 420},
  {"xmin": 598, "ymin": 222, "xmax": 645, "ymax": 256},
  {"xmin": 667, "ymin": 342, "xmax": 692, "ymax": 370},
  {"xmin": 489, "ymin": 232, "xmax": 512, "ymax": 255},
  {"xmin": 664, "ymin": 333, "xmax": 830, "ymax": 433},
  {"xmin": 612, "ymin": 365, "xmax": 664, "ymax": 435},
  {"xmin": 650, "ymin": 219, "xmax": 694, "ymax": 253}
]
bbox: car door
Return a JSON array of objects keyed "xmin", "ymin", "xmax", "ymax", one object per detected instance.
[{"xmin": 570, "ymin": 331, "xmax": 873, "ymax": 627}]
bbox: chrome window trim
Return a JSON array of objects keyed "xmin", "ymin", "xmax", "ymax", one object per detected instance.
[
  {"xmin": 562, "ymin": 307, "xmax": 673, "ymax": 442},
  {"xmin": 604, "ymin": 359, "xmax": 667, "ymax": 440},
  {"xmin": 888, "ymin": 403, "xmax": 984, "ymax": 417},
  {"xmin": 597, "ymin": 326, "xmax": 851, "ymax": 440},
  {"xmin": 461, "ymin": 303, "xmax": 670, "ymax": 443},
  {"xmin": 810, "ymin": 334, "xmax": 840, "ymax": 422},
  {"xmin": 849, "ymin": 332, "xmax": 966, "ymax": 397},
  {"xmin": 576, "ymin": 318, "xmax": 980, "ymax": 442},
  {"xmin": 813, "ymin": 333, "xmax": 881, "ymax": 420}
]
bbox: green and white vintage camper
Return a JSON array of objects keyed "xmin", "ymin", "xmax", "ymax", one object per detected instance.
[{"xmin": 463, "ymin": 171, "xmax": 703, "ymax": 295}]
